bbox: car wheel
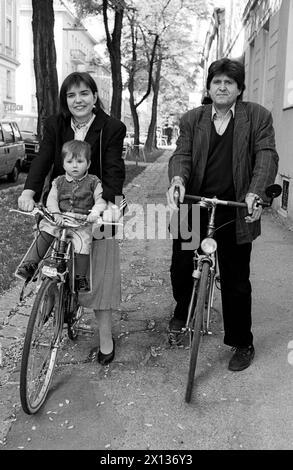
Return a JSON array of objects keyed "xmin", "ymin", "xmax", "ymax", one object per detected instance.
[{"xmin": 7, "ymin": 164, "xmax": 19, "ymax": 183}]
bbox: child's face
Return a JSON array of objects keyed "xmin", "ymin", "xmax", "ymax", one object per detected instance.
[{"xmin": 63, "ymin": 152, "xmax": 90, "ymax": 179}]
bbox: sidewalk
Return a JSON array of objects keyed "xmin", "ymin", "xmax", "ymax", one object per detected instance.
[{"xmin": 1, "ymin": 149, "xmax": 293, "ymax": 450}]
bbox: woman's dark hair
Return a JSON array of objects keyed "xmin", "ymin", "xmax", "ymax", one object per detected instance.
[
  {"xmin": 206, "ymin": 58, "xmax": 246, "ymax": 99},
  {"xmin": 59, "ymin": 71, "xmax": 103, "ymax": 119}
]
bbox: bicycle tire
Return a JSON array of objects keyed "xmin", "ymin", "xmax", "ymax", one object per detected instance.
[
  {"xmin": 20, "ymin": 278, "xmax": 64, "ymax": 414},
  {"xmin": 187, "ymin": 278, "xmax": 199, "ymax": 347},
  {"xmin": 185, "ymin": 261, "xmax": 210, "ymax": 403}
]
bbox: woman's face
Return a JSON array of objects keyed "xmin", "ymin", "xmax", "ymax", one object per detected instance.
[{"xmin": 66, "ymin": 81, "xmax": 97, "ymax": 122}]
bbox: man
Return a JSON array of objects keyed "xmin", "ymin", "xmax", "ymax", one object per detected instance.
[{"xmin": 167, "ymin": 58, "xmax": 279, "ymax": 371}]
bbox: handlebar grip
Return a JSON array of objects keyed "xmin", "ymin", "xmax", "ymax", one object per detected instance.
[
  {"xmin": 256, "ymin": 200, "xmax": 270, "ymax": 208},
  {"xmin": 226, "ymin": 201, "xmax": 247, "ymax": 208},
  {"xmin": 184, "ymin": 195, "xmax": 202, "ymax": 202}
]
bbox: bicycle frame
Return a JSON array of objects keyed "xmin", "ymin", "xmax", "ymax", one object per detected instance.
[
  {"xmin": 12, "ymin": 203, "xmax": 124, "ymax": 413},
  {"xmin": 42, "ymin": 227, "xmax": 76, "ymax": 287},
  {"xmin": 183, "ymin": 198, "xmax": 221, "ymax": 336},
  {"xmin": 172, "ymin": 184, "xmax": 282, "ymax": 403}
]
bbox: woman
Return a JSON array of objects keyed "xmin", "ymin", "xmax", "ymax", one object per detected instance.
[{"xmin": 18, "ymin": 71, "xmax": 126, "ymax": 365}]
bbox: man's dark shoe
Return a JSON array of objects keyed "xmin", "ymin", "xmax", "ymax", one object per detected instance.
[
  {"xmin": 17, "ymin": 261, "xmax": 38, "ymax": 281},
  {"xmin": 168, "ymin": 316, "xmax": 185, "ymax": 333},
  {"xmin": 168, "ymin": 317, "xmax": 186, "ymax": 346},
  {"xmin": 228, "ymin": 345, "xmax": 255, "ymax": 371}
]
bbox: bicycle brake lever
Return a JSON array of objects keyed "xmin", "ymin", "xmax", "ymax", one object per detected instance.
[{"xmin": 9, "ymin": 208, "xmax": 40, "ymax": 216}]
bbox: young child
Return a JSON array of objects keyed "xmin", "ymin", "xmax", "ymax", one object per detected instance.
[{"xmin": 17, "ymin": 139, "xmax": 107, "ymax": 291}]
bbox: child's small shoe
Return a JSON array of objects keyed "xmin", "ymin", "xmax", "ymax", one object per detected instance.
[
  {"xmin": 16, "ymin": 261, "xmax": 38, "ymax": 281},
  {"xmin": 75, "ymin": 275, "xmax": 90, "ymax": 292}
]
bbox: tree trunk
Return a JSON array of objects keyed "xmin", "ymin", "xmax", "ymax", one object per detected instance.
[
  {"xmin": 103, "ymin": 0, "xmax": 123, "ymax": 119},
  {"xmin": 145, "ymin": 52, "xmax": 162, "ymax": 154},
  {"xmin": 128, "ymin": 82, "xmax": 140, "ymax": 162},
  {"xmin": 32, "ymin": 0, "xmax": 59, "ymax": 137}
]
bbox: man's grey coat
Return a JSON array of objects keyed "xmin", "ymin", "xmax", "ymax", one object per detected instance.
[{"xmin": 168, "ymin": 101, "xmax": 279, "ymax": 244}]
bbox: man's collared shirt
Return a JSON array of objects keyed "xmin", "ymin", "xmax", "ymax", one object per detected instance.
[{"xmin": 212, "ymin": 103, "xmax": 236, "ymax": 136}]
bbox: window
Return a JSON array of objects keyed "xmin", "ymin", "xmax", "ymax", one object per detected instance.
[
  {"xmin": 284, "ymin": 1, "xmax": 293, "ymax": 108},
  {"xmin": 0, "ymin": 126, "xmax": 4, "ymax": 143},
  {"xmin": 6, "ymin": 0, "xmax": 13, "ymax": 17},
  {"xmin": 6, "ymin": 18, "xmax": 12, "ymax": 48},
  {"xmin": 11, "ymin": 122, "xmax": 21, "ymax": 141},
  {"xmin": 31, "ymin": 94, "xmax": 37, "ymax": 113},
  {"xmin": 2, "ymin": 123, "xmax": 14, "ymax": 143},
  {"xmin": 281, "ymin": 180, "xmax": 289, "ymax": 211},
  {"xmin": 6, "ymin": 70, "xmax": 12, "ymax": 99}
]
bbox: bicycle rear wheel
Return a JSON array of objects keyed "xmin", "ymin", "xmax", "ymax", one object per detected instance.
[
  {"xmin": 185, "ymin": 261, "xmax": 210, "ymax": 403},
  {"xmin": 20, "ymin": 278, "xmax": 63, "ymax": 414}
]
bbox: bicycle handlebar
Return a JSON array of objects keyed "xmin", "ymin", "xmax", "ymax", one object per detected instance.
[
  {"xmin": 10, "ymin": 205, "xmax": 123, "ymax": 227},
  {"xmin": 183, "ymin": 194, "xmax": 272, "ymax": 209},
  {"xmin": 184, "ymin": 194, "xmax": 247, "ymax": 208}
]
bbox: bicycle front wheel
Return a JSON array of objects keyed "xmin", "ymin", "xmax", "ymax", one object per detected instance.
[
  {"xmin": 20, "ymin": 278, "xmax": 63, "ymax": 414},
  {"xmin": 185, "ymin": 261, "xmax": 210, "ymax": 403}
]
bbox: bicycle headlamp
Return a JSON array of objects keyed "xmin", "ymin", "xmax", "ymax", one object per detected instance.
[{"xmin": 201, "ymin": 237, "xmax": 217, "ymax": 255}]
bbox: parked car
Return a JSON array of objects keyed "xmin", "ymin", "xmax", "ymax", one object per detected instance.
[
  {"xmin": 13, "ymin": 114, "xmax": 39, "ymax": 170},
  {"xmin": 0, "ymin": 120, "xmax": 25, "ymax": 182}
]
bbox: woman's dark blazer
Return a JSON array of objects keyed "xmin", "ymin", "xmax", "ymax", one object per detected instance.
[{"xmin": 24, "ymin": 108, "xmax": 126, "ymax": 204}]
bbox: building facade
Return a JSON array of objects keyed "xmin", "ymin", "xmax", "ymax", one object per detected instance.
[
  {"xmin": 14, "ymin": 0, "xmax": 101, "ymax": 116},
  {"xmin": 202, "ymin": 0, "xmax": 293, "ymax": 223},
  {"xmin": 0, "ymin": 0, "xmax": 20, "ymax": 117}
]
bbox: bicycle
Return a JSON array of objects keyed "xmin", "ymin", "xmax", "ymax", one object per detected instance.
[
  {"xmin": 11, "ymin": 204, "xmax": 123, "ymax": 414},
  {"xmin": 172, "ymin": 184, "xmax": 282, "ymax": 403}
]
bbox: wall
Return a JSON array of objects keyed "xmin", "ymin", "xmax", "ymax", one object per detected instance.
[
  {"xmin": 243, "ymin": 6, "xmax": 279, "ymax": 112},
  {"xmin": 271, "ymin": 0, "xmax": 293, "ymax": 220},
  {"xmin": 15, "ymin": 0, "xmax": 98, "ymax": 115},
  {"xmin": 201, "ymin": 0, "xmax": 293, "ymax": 221},
  {"xmin": 0, "ymin": 0, "xmax": 19, "ymax": 117}
]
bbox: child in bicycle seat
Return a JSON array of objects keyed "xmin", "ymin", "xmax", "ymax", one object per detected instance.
[{"xmin": 17, "ymin": 139, "xmax": 107, "ymax": 291}]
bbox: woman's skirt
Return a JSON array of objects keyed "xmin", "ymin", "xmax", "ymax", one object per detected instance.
[{"xmin": 78, "ymin": 238, "xmax": 121, "ymax": 310}]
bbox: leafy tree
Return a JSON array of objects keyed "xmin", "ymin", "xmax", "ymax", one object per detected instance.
[
  {"xmin": 72, "ymin": 0, "xmax": 125, "ymax": 119},
  {"xmin": 144, "ymin": 44, "xmax": 162, "ymax": 152},
  {"xmin": 122, "ymin": 5, "xmax": 159, "ymax": 156},
  {"xmin": 135, "ymin": 0, "xmax": 209, "ymax": 152},
  {"xmin": 32, "ymin": 0, "xmax": 59, "ymax": 136}
]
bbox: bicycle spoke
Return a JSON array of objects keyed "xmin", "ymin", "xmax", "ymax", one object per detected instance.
[
  {"xmin": 20, "ymin": 279, "xmax": 63, "ymax": 414},
  {"xmin": 185, "ymin": 262, "xmax": 210, "ymax": 403}
]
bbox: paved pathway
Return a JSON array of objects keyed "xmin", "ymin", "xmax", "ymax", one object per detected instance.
[{"xmin": 1, "ymin": 150, "xmax": 293, "ymax": 450}]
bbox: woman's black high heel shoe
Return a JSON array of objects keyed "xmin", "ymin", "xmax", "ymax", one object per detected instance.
[{"xmin": 97, "ymin": 338, "xmax": 115, "ymax": 366}]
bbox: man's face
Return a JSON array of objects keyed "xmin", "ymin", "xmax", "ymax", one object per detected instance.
[{"xmin": 208, "ymin": 74, "xmax": 242, "ymax": 110}]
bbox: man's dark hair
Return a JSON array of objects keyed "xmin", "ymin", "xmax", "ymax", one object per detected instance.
[
  {"xmin": 61, "ymin": 139, "xmax": 92, "ymax": 163},
  {"xmin": 59, "ymin": 71, "xmax": 103, "ymax": 119},
  {"xmin": 206, "ymin": 58, "xmax": 246, "ymax": 99}
]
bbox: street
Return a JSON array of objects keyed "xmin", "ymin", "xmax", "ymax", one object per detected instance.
[
  {"xmin": 1, "ymin": 150, "xmax": 293, "ymax": 450},
  {"xmin": 0, "ymin": 173, "xmax": 27, "ymax": 191}
]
